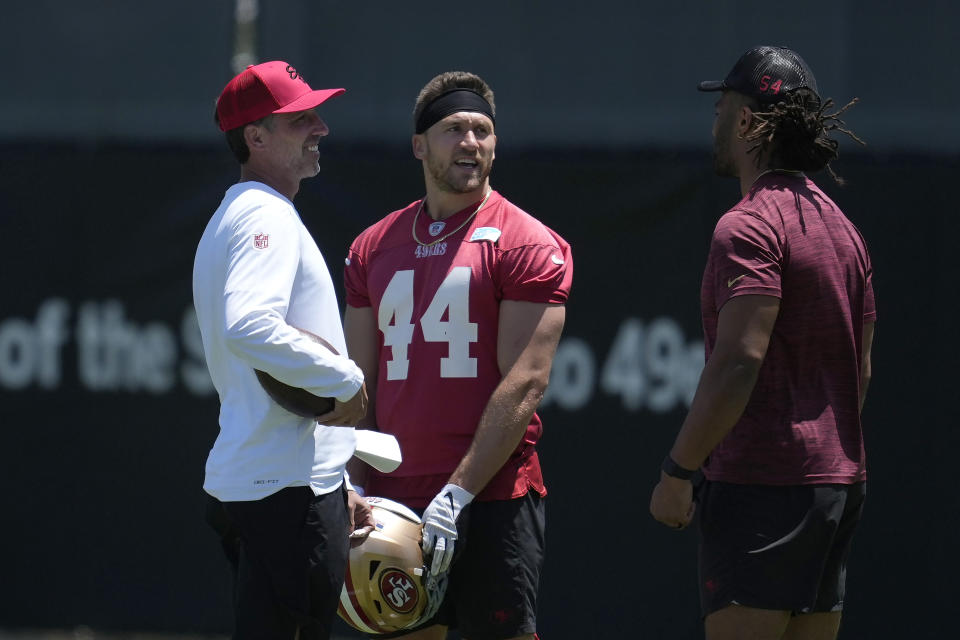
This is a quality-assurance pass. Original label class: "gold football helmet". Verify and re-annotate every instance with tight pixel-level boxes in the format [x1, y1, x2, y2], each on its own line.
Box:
[337, 497, 445, 634]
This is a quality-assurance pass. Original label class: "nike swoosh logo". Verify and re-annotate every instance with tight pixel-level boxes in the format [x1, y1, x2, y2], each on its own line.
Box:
[747, 510, 815, 554]
[551, 255, 565, 265]
[727, 275, 746, 288]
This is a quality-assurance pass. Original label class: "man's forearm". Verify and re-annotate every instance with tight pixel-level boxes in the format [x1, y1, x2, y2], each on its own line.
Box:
[858, 374, 870, 413]
[343, 304, 381, 429]
[448, 301, 563, 496]
[669, 353, 761, 470]
[858, 322, 874, 413]
[448, 374, 544, 495]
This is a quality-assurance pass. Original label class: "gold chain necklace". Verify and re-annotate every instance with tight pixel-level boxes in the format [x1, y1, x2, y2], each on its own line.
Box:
[412, 190, 493, 247]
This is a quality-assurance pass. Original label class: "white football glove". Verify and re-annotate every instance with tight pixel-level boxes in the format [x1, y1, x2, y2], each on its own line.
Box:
[421, 483, 474, 575]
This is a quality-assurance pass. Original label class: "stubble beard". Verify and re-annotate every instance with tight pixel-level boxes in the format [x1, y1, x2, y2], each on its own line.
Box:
[284, 148, 321, 184]
[303, 146, 322, 179]
[712, 108, 740, 178]
[427, 153, 492, 194]
[713, 149, 736, 178]
[712, 128, 738, 178]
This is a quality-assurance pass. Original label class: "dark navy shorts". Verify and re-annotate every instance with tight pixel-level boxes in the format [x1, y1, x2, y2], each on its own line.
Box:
[698, 481, 866, 617]
[221, 486, 351, 640]
[385, 490, 545, 640]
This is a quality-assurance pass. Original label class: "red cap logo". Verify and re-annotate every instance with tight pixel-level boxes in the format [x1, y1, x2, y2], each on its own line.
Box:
[215, 60, 344, 131]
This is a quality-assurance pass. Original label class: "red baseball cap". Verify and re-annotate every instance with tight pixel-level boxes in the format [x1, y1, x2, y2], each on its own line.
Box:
[215, 61, 345, 131]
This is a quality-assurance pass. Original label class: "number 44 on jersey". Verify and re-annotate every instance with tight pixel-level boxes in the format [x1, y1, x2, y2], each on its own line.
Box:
[378, 267, 478, 380]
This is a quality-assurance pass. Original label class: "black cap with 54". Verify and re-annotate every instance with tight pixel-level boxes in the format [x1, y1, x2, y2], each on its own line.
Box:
[698, 45, 819, 103]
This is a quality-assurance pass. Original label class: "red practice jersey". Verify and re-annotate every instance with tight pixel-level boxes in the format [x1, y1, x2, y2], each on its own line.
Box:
[345, 190, 572, 508]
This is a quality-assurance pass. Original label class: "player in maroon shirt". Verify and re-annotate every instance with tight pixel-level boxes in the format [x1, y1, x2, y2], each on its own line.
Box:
[344, 71, 571, 640]
[649, 47, 875, 640]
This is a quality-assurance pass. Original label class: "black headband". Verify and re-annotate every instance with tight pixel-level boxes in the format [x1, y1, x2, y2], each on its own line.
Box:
[415, 88, 495, 134]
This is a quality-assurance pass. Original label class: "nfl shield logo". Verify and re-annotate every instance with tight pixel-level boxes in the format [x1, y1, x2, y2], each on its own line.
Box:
[253, 233, 269, 250]
[428, 221, 446, 237]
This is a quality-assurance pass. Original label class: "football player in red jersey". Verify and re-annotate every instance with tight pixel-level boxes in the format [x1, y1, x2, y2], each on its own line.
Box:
[344, 71, 572, 640]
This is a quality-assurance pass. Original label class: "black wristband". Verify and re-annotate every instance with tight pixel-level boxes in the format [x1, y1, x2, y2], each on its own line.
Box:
[661, 455, 697, 480]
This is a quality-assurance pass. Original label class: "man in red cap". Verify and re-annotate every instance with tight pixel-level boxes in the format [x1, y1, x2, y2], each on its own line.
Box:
[193, 60, 373, 639]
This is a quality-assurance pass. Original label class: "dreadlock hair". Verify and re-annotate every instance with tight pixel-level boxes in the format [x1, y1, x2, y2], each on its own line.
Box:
[745, 88, 865, 185]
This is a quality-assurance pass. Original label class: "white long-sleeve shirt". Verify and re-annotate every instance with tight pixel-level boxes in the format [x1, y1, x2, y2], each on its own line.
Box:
[193, 181, 363, 501]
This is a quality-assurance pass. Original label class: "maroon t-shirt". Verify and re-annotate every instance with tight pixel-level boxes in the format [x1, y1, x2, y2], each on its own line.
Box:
[701, 172, 876, 485]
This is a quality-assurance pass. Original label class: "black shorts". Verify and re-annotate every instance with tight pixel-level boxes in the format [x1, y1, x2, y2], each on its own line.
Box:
[385, 490, 545, 640]
[222, 486, 351, 640]
[698, 481, 866, 617]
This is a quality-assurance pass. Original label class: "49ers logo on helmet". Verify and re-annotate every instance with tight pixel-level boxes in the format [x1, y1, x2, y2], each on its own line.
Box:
[380, 570, 419, 613]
